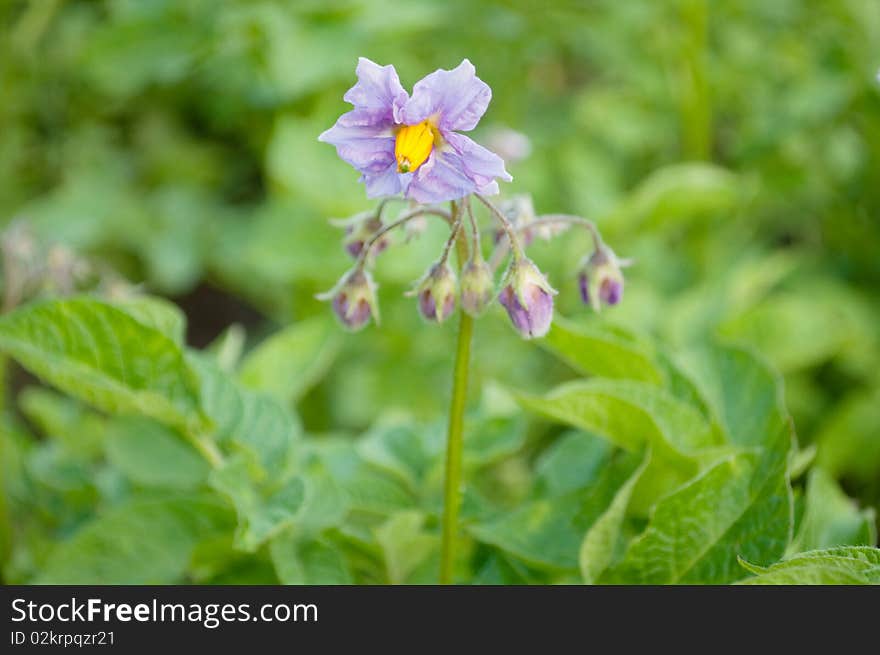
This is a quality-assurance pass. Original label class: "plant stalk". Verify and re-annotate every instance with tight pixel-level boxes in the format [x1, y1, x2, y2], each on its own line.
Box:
[440, 204, 474, 584]
[439, 307, 473, 584]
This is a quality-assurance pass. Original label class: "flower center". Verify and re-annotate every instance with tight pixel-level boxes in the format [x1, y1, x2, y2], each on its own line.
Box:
[395, 121, 435, 173]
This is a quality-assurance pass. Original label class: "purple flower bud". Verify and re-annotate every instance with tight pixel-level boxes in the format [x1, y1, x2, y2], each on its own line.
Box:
[495, 226, 534, 248]
[419, 288, 455, 322]
[599, 277, 623, 305]
[332, 212, 388, 260]
[344, 234, 365, 258]
[333, 290, 372, 329]
[578, 271, 590, 305]
[499, 257, 557, 339]
[408, 262, 457, 323]
[317, 268, 379, 331]
[460, 258, 495, 317]
[578, 243, 628, 312]
[344, 223, 388, 259]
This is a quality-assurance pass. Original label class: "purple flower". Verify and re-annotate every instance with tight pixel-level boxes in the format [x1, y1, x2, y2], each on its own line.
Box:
[579, 244, 628, 312]
[498, 258, 556, 339]
[460, 257, 495, 317]
[317, 269, 379, 331]
[600, 277, 623, 305]
[578, 271, 590, 305]
[319, 58, 512, 203]
[331, 211, 388, 260]
[408, 262, 457, 323]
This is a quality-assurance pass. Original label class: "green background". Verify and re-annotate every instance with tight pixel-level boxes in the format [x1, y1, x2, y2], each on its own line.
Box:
[1, 0, 878, 584]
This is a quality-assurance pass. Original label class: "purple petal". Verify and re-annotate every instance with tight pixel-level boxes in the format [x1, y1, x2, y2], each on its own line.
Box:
[362, 164, 407, 198]
[475, 180, 500, 196]
[343, 57, 408, 117]
[401, 59, 491, 132]
[499, 283, 553, 339]
[319, 108, 396, 174]
[405, 134, 510, 203]
[600, 277, 623, 305]
[418, 289, 436, 321]
[578, 272, 590, 305]
[445, 132, 512, 186]
[405, 147, 477, 203]
[418, 289, 455, 323]
[333, 293, 371, 331]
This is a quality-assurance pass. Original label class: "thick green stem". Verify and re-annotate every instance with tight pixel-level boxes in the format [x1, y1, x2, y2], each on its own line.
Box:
[439, 306, 473, 584]
[439, 206, 474, 584]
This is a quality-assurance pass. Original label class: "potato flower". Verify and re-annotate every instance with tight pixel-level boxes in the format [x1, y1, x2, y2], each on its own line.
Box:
[319, 58, 511, 203]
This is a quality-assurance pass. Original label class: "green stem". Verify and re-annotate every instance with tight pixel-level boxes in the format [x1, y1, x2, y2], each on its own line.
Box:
[189, 432, 225, 469]
[439, 204, 474, 584]
[439, 306, 473, 584]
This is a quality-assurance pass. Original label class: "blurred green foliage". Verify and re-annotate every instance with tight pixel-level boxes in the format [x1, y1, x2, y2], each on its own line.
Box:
[0, 0, 878, 583]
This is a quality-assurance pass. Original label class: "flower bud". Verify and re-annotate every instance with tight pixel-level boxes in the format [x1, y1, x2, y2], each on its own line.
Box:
[498, 257, 557, 339]
[407, 262, 457, 323]
[460, 257, 495, 317]
[317, 268, 379, 331]
[331, 211, 388, 259]
[579, 244, 627, 312]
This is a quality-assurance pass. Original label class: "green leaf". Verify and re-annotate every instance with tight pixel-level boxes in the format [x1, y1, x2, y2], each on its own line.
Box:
[18, 387, 106, 457]
[789, 444, 817, 480]
[292, 469, 349, 538]
[609, 162, 740, 230]
[357, 419, 435, 491]
[464, 415, 527, 469]
[112, 295, 187, 346]
[206, 324, 246, 374]
[718, 285, 873, 374]
[469, 455, 640, 571]
[816, 388, 880, 487]
[34, 496, 232, 584]
[191, 353, 298, 477]
[604, 450, 792, 584]
[788, 468, 876, 554]
[104, 417, 209, 490]
[516, 379, 714, 467]
[542, 318, 664, 384]
[580, 450, 651, 583]
[373, 511, 437, 584]
[535, 430, 613, 497]
[269, 534, 353, 585]
[239, 316, 340, 403]
[738, 547, 880, 585]
[342, 467, 417, 515]
[209, 456, 306, 552]
[0, 298, 204, 434]
[306, 437, 416, 515]
[675, 343, 788, 449]
[472, 553, 536, 585]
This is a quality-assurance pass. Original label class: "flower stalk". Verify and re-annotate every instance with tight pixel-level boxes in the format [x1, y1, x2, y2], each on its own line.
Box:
[440, 208, 473, 584]
[317, 58, 632, 582]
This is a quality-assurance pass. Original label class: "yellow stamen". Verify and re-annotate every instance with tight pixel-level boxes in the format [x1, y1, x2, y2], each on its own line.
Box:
[395, 121, 435, 173]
